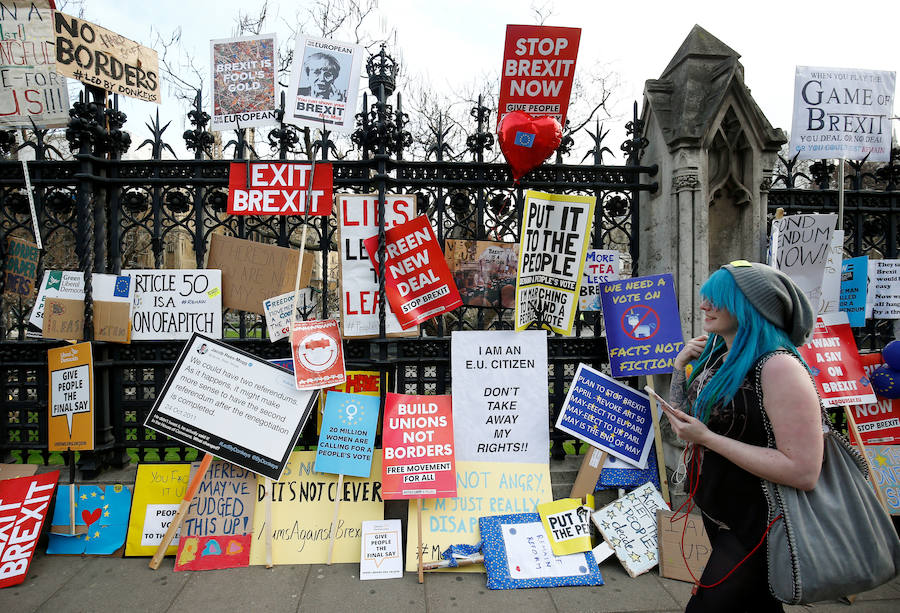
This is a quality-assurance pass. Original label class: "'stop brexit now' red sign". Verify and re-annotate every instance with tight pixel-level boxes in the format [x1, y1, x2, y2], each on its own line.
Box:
[227, 162, 333, 215]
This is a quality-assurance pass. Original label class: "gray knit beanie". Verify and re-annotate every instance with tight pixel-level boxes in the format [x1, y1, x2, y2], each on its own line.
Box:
[721, 260, 814, 346]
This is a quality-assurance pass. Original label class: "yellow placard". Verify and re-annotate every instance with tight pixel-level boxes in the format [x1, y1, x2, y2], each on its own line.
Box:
[538, 498, 592, 556]
[406, 460, 553, 572]
[47, 342, 94, 451]
[124, 464, 190, 556]
[250, 450, 384, 565]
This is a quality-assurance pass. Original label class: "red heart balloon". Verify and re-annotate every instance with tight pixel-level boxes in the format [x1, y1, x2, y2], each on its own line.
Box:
[498, 111, 562, 183]
[82, 508, 102, 526]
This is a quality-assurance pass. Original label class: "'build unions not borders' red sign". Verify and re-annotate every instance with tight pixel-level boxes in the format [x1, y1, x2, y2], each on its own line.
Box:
[227, 162, 333, 215]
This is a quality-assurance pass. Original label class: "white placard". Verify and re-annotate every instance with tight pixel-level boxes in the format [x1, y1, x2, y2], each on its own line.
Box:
[867, 259, 900, 319]
[125, 269, 222, 340]
[29, 271, 133, 329]
[771, 213, 837, 310]
[450, 330, 549, 464]
[819, 230, 844, 315]
[360, 519, 403, 580]
[287, 35, 363, 133]
[263, 289, 317, 342]
[502, 521, 588, 579]
[140, 503, 181, 548]
[579, 249, 620, 311]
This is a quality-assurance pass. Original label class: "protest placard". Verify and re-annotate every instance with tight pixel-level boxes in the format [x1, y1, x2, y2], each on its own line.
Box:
[444, 239, 518, 308]
[287, 35, 362, 133]
[53, 12, 159, 103]
[262, 288, 317, 342]
[144, 335, 316, 480]
[450, 330, 549, 464]
[48, 342, 93, 452]
[853, 353, 900, 444]
[125, 269, 221, 340]
[0, 1, 69, 129]
[790, 67, 896, 162]
[226, 162, 333, 215]
[865, 446, 900, 514]
[315, 392, 379, 478]
[0, 464, 38, 480]
[250, 450, 384, 565]
[0, 471, 58, 588]
[556, 364, 655, 468]
[30, 271, 133, 337]
[125, 464, 189, 556]
[798, 312, 877, 407]
[579, 249, 620, 311]
[360, 519, 403, 580]
[867, 259, 900, 319]
[47, 484, 131, 555]
[3, 237, 40, 297]
[338, 194, 416, 337]
[407, 460, 552, 572]
[318, 370, 384, 434]
[657, 509, 711, 583]
[364, 215, 462, 329]
[770, 213, 837, 309]
[841, 255, 868, 327]
[599, 273, 683, 378]
[210, 34, 277, 131]
[382, 393, 456, 500]
[497, 25, 581, 128]
[206, 233, 311, 315]
[592, 482, 668, 577]
[819, 230, 844, 315]
[537, 498, 592, 556]
[515, 190, 595, 335]
[290, 319, 345, 390]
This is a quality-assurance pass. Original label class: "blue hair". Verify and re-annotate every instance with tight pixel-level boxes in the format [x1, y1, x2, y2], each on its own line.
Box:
[688, 268, 808, 423]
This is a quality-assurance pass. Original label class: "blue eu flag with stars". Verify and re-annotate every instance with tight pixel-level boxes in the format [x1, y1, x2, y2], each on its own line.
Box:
[514, 131, 535, 148]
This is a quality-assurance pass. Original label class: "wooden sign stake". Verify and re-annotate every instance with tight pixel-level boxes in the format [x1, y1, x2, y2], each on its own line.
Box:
[417, 498, 424, 583]
[325, 474, 344, 565]
[646, 374, 670, 504]
[68, 449, 76, 536]
[264, 478, 274, 568]
[148, 452, 214, 570]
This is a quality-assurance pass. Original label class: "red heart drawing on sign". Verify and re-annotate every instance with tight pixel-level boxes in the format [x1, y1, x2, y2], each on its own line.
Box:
[82, 508, 102, 527]
[498, 111, 562, 183]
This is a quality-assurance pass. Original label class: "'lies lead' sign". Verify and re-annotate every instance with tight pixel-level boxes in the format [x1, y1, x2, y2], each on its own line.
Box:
[227, 162, 333, 215]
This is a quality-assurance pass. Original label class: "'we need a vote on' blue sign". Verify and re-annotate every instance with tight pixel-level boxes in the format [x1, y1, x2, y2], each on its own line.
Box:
[555, 364, 654, 468]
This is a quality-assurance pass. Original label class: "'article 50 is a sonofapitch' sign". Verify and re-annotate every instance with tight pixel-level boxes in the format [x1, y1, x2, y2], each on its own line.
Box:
[227, 162, 333, 215]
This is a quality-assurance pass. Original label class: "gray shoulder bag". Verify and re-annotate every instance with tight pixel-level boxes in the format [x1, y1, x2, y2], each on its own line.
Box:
[757, 352, 900, 605]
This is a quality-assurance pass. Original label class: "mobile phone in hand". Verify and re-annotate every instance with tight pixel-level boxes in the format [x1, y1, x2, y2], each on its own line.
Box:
[643, 385, 679, 416]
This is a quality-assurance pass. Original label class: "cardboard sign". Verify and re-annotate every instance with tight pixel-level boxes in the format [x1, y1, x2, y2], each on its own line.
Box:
[798, 312, 877, 407]
[538, 498, 592, 556]
[364, 215, 462, 329]
[771, 213, 837, 310]
[47, 484, 131, 555]
[789, 66, 896, 162]
[206, 234, 311, 315]
[515, 190, 595, 335]
[338, 194, 417, 337]
[124, 464, 189, 556]
[287, 35, 363, 133]
[867, 259, 900, 319]
[579, 249, 620, 311]
[47, 342, 94, 451]
[450, 330, 549, 464]
[656, 509, 711, 583]
[382, 393, 456, 500]
[53, 12, 160, 103]
[865, 446, 900, 514]
[497, 24, 581, 128]
[0, 1, 69, 129]
[599, 273, 684, 378]
[290, 319, 345, 389]
[445, 239, 519, 308]
[227, 162, 333, 215]
[262, 289, 317, 342]
[360, 519, 403, 580]
[125, 269, 221, 340]
[30, 271, 133, 340]
[0, 464, 38, 480]
[210, 34, 278, 131]
[144, 335, 316, 480]
[853, 353, 900, 444]
[0, 471, 58, 588]
[591, 482, 668, 578]
[3, 237, 40, 297]
[407, 460, 552, 572]
[315, 392, 379, 478]
[556, 364, 655, 468]
[250, 450, 384, 565]
[841, 255, 868, 327]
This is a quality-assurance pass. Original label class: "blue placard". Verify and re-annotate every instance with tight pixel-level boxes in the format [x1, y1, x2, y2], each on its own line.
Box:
[599, 273, 684, 377]
[555, 364, 655, 468]
[840, 256, 868, 327]
[314, 391, 379, 478]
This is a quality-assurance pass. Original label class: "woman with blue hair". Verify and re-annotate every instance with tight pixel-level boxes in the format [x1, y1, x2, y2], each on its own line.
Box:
[666, 261, 821, 612]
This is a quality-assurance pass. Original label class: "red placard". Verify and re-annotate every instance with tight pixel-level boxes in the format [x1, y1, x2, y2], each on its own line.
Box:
[497, 24, 581, 130]
[381, 393, 456, 500]
[797, 313, 878, 408]
[363, 215, 462, 329]
[174, 534, 252, 571]
[227, 162, 333, 215]
[852, 353, 900, 444]
[0, 471, 59, 588]
[290, 319, 346, 390]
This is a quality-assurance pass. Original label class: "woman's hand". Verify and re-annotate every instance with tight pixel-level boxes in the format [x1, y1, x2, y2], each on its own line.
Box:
[663, 405, 712, 446]
[673, 335, 708, 370]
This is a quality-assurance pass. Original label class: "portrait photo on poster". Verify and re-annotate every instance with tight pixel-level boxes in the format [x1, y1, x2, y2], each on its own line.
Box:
[288, 36, 362, 133]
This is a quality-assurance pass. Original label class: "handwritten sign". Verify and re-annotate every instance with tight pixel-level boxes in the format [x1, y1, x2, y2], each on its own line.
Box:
[771, 213, 837, 311]
[656, 510, 711, 583]
[0, 471, 58, 588]
[227, 162, 333, 215]
[3, 237, 40, 297]
[867, 259, 900, 319]
[450, 330, 548, 464]
[853, 353, 900, 444]
[865, 446, 900, 514]
[48, 342, 94, 452]
[30, 271, 133, 338]
[360, 519, 403, 580]
[124, 464, 189, 556]
[125, 269, 221, 340]
[516, 190, 595, 335]
[315, 392, 379, 478]
[54, 12, 160, 102]
[819, 230, 844, 315]
[262, 289, 316, 342]
[579, 249, 620, 311]
[210, 34, 277, 131]
[591, 482, 668, 577]
[538, 498, 592, 556]
[841, 255, 868, 327]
